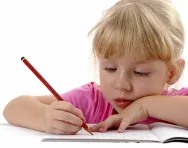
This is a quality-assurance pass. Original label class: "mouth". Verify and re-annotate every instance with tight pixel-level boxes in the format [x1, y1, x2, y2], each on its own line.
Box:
[113, 98, 133, 109]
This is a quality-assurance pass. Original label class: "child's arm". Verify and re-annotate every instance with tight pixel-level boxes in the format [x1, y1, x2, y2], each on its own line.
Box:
[3, 95, 56, 131]
[143, 95, 188, 128]
[91, 96, 188, 133]
[3, 95, 85, 134]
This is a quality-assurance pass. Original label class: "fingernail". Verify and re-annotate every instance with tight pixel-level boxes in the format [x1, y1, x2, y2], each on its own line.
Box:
[118, 128, 123, 133]
[82, 116, 86, 122]
[99, 128, 104, 132]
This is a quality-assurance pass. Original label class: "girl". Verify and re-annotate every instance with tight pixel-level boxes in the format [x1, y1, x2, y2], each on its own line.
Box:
[3, 0, 188, 135]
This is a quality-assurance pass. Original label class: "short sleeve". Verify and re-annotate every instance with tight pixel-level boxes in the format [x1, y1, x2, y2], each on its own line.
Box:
[59, 82, 110, 123]
[164, 87, 188, 96]
[176, 87, 188, 96]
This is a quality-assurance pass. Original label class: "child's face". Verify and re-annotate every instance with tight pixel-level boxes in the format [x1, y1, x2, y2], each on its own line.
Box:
[99, 54, 170, 113]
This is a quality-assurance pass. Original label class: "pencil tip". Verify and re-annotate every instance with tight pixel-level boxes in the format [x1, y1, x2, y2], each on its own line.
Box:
[21, 57, 25, 61]
[87, 128, 93, 135]
[82, 123, 93, 135]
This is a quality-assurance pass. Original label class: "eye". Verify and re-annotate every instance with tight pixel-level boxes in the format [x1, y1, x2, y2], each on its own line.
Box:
[104, 67, 117, 72]
[134, 71, 150, 76]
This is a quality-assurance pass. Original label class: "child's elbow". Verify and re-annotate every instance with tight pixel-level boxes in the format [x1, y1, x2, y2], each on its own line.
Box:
[3, 96, 23, 123]
[3, 101, 14, 123]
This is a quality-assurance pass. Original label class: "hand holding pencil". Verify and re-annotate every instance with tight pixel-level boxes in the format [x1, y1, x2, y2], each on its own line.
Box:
[43, 100, 87, 135]
[21, 57, 93, 135]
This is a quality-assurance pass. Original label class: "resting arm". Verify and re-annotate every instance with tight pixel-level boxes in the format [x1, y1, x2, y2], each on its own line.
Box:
[142, 95, 188, 128]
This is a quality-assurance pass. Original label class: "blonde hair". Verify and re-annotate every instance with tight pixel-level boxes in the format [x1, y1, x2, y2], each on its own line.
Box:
[88, 0, 185, 65]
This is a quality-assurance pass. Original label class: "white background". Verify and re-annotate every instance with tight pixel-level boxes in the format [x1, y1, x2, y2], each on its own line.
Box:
[0, 0, 187, 123]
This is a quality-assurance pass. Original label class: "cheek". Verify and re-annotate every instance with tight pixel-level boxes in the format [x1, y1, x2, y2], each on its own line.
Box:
[99, 71, 114, 98]
[99, 70, 115, 85]
[134, 76, 166, 96]
[100, 77, 112, 93]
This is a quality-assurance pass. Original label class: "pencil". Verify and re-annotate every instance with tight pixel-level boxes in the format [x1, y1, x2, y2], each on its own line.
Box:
[21, 56, 93, 135]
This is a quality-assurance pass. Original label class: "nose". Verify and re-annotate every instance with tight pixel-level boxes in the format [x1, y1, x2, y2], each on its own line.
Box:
[114, 72, 132, 92]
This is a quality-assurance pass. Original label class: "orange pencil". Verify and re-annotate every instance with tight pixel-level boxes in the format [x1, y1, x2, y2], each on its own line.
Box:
[21, 56, 93, 135]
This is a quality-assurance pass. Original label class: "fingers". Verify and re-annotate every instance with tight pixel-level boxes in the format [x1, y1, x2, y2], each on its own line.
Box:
[91, 115, 121, 132]
[90, 115, 134, 133]
[91, 101, 146, 133]
[52, 129, 77, 135]
[51, 101, 86, 121]
[118, 119, 130, 133]
[52, 120, 81, 133]
[52, 109, 83, 126]
[90, 122, 103, 132]
[48, 128, 77, 135]
[44, 101, 86, 135]
[74, 108, 86, 122]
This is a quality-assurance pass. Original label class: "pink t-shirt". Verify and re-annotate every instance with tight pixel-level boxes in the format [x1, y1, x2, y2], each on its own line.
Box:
[60, 82, 188, 124]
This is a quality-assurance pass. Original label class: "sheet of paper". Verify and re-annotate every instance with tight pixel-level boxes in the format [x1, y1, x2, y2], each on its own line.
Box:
[0, 123, 161, 143]
[42, 124, 160, 142]
[149, 122, 188, 142]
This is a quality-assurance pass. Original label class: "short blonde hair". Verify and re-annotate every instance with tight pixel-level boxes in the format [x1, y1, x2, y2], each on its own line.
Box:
[88, 0, 185, 64]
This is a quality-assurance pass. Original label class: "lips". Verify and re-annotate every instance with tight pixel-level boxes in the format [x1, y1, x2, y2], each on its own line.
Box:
[113, 98, 133, 109]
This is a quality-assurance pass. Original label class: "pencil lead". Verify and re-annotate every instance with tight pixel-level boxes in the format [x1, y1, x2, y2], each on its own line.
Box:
[87, 127, 93, 135]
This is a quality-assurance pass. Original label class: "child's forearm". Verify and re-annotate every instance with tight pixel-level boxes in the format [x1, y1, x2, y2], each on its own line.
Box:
[142, 96, 188, 128]
[3, 95, 48, 132]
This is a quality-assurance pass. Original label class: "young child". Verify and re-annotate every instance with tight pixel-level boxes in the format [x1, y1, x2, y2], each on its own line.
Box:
[3, 0, 188, 135]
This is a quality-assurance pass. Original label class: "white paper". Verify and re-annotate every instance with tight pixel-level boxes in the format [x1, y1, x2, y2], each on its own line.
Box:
[42, 124, 159, 142]
[149, 122, 188, 142]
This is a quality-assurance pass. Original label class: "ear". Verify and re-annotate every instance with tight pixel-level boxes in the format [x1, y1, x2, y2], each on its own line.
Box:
[166, 59, 185, 85]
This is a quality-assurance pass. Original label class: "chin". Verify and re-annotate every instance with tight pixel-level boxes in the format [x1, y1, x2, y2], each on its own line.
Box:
[111, 100, 133, 113]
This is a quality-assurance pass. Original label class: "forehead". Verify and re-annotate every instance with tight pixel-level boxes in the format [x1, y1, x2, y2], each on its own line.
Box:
[100, 52, 150, 63]
[100, 54, 167, 67]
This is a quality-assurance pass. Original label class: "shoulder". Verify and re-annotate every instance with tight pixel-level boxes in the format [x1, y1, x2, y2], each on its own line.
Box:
[60, 82, 102, 105]
[163, 87, 188, 96]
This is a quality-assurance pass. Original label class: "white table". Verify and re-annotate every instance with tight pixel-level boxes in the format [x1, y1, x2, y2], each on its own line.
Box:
[0, 122, 48, 142]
